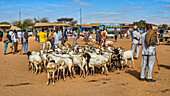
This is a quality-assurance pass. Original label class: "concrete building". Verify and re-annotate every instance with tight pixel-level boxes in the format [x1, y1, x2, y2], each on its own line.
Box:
[78, 23, 100, 33]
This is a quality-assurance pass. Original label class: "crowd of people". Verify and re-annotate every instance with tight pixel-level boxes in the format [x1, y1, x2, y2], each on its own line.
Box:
[34, 28, 82, 50]
[1, 29, 29, 55]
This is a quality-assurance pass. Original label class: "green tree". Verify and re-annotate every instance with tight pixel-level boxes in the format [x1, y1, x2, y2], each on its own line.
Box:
[57, 18, 77, 26]
[16, 19, 33, 28]
[33, 17, 40, 23]
[33, 17, 49, 23]
[23, 19, 34, 26]
[40, 17, 49, 23]
[162, 24, 168, 30]
[133, 20, 147, 28]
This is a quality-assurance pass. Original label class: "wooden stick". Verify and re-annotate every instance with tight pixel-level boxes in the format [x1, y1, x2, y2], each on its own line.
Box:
[155, 29, 160, 70]
[155, 46, 160, 70]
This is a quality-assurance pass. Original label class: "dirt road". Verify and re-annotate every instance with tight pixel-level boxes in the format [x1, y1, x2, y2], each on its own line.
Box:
[0, 35, 170, 96]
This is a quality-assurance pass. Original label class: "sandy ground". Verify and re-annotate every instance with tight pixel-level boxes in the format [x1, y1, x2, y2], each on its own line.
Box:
[0, 35, 170, 96]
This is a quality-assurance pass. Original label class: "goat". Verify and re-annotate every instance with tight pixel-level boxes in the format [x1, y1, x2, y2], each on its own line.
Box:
[46, 60, 57, 86]
[119, 49, 135, 70]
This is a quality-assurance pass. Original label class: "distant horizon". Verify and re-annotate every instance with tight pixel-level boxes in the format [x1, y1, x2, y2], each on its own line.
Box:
[0, 0, 170, 25]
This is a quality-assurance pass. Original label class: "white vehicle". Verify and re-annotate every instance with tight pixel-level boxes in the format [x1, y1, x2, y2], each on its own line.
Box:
[28, 31, 33, 36]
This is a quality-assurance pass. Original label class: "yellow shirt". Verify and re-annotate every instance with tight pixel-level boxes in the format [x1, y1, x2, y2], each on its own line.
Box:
[83, 31, 85, 36]
[37, 32, 47, 43]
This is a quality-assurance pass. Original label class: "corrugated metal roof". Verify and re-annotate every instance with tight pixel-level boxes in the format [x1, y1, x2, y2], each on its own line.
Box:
[34, 23, 71, 27]
[0, 24, 11, 27]
[10, 26, 21, 30]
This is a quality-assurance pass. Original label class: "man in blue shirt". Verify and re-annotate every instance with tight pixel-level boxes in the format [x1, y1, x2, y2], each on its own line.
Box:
[85, 29, 90, 45]
[22, 29, 29, 55]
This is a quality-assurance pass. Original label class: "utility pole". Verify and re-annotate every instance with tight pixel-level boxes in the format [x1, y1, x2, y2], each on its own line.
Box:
[19, 11, 21, 23]
[80, 8, 82, 26]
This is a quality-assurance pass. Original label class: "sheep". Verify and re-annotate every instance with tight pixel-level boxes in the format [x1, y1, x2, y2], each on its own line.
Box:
[56, 60, 66, 81]
[99, 46, 104, 52]
[78, 47, 83, 53]
[119, 49, 135, 70]
[41, 54, 48, 73]
[46, 60, 57, 86]
[55, 48, 62, 54]
[83, 53, 108, 76]
[87, 56, 108, 75]
[105, 41, 114, 47]
[91, 39, 96, 44]
[89, 36, 92, 40]
[57, 56, 75, 81]
[71, 54, 86, 77]
[28, 51, 38, 73]
[124, 33, 127, 38]
[102, 52, 113, 72]
[81, 36, 84, 40]
[107, 47, 113, 53]
[45, 41, 51, 50]
[29, 53, 42, 74]
[106, 34, 115, 38]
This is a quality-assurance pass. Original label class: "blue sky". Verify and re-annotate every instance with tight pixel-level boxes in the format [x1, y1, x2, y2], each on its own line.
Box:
[0, 0, 170, 25]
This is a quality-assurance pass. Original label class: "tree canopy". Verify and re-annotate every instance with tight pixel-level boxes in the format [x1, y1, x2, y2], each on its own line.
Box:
[133, 20, 147, 28]
[33, 17, 49, 23]
[0, 22, 10, 25]
[162, 24, 168, 30]
[57, 18, 77, 26]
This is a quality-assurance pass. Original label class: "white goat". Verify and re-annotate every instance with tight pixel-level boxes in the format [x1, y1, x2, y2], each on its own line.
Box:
[46, 60, 57, 86]
[91, 39, 96, 44]
[71, 55, 86, 77]
[105, 41, 114, 47]
[29, 53, 42, 74]
[119, 49, 135, 70]
[45, 41, 51, 50]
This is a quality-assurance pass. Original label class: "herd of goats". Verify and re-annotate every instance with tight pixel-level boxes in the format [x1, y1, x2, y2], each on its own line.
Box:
[27, 41, 135, 86]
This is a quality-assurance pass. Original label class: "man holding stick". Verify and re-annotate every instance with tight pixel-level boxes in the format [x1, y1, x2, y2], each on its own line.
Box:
[139, 24, 159, 82]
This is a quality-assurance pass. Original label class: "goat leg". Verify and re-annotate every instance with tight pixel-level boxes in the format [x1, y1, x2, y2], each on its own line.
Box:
[63, 68, 66, 81]
[46, 72, 50, 86]
[72, 66, 76, 78]
[92, 67, 95, 76]
[39, 65, 42, 74]
[28, 62, 31, 71]
[85, 65, 89, 76]
[52, 71, 55, 86]
[104, 64, 108, 76]
[79, 69, 82, 77]
[101, 67, 104, 75]
[121, 61, 124, 71]
[69, 67, 72, 79]
[57, 69, 59, 81]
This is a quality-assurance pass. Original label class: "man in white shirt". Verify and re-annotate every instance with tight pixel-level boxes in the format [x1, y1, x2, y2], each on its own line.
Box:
[53, 28, 61, 48]
[139, 24, 159, 82]
[17, 30, 22, 44]
[10, 31, 14, 50]
[131, 26, 141, 59]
